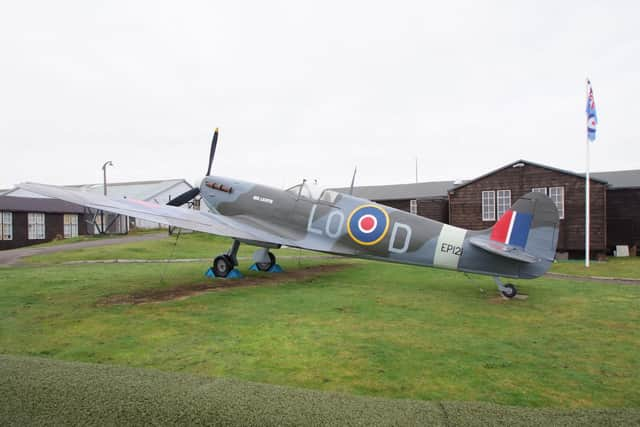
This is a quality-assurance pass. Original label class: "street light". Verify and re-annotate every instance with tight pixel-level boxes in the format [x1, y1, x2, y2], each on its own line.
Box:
[100, 161, 114, 233]
[102, 161, 114, 196]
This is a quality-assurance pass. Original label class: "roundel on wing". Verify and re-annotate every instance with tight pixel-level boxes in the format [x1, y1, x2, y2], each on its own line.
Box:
[346, 205, 390, 246]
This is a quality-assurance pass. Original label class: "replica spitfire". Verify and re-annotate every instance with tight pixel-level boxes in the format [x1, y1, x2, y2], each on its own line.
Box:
[19, 129, 560, 298]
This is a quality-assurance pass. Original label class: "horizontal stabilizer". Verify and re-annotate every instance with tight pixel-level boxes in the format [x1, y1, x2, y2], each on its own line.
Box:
[469, 237, 544, 264]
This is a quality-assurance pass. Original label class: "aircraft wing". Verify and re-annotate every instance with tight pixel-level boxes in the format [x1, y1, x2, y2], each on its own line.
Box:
[17, 182, 286, 244]
[469, 236, 541, 264]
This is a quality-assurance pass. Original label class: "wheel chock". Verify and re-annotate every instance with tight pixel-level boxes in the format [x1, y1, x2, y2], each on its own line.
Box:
[205, 267, 244, 279]
[249, 263, 284, 273]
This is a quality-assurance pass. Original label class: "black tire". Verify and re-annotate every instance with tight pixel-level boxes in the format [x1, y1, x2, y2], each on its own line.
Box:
[212, 255, 234, 277]
[256, 252, 276, 272]
[501, 284, 517, 299]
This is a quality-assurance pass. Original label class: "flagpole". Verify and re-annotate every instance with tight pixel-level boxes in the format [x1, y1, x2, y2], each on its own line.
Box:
[585, 132, 590, 268]
[585, 78, 590, 268]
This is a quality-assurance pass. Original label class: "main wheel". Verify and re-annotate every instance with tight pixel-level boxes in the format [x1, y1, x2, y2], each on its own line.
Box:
[212, 255, 234, 277]
[501, 284, 517, 299]
[255, 252, 276, 272]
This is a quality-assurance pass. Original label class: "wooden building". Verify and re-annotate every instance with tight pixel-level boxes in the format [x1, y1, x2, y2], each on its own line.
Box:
[343, 160, 640, 258]
[591, 169, 640, 250]
[448, 160, 608, 255]
[0, 196, 90, 250]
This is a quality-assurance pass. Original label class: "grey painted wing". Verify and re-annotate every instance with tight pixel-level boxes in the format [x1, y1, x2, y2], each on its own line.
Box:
[17, 182, 286, 244]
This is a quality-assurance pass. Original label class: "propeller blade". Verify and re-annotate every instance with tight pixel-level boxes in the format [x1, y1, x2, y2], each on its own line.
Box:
[166, 187, 201, 207]
[206, 128, 219, 176]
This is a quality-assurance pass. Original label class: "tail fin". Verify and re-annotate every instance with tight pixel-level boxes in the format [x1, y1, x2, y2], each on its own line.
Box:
[470, 192, 560, 266]
[490, 192, 560, 261]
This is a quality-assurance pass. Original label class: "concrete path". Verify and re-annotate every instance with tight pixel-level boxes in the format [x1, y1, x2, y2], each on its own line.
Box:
[0, 233, 168, 266]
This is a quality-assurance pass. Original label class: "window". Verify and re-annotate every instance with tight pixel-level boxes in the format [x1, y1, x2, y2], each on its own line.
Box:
[549, 186, 565, 219]
[409, 199, 417, 215]
[532, 187, 547, 195]
[482, 191, 495, 221]
[1, 211, 12, 240]
[64, 214, 79, 238]
[28, 213, 45, 240]
[496, 190, 511, 218]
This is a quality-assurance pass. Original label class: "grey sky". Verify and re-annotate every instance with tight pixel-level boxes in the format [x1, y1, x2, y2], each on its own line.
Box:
[1, 1, 638, 190]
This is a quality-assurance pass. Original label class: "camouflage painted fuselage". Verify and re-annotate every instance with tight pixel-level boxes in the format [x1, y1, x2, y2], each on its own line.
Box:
[202, 176, 559, 279]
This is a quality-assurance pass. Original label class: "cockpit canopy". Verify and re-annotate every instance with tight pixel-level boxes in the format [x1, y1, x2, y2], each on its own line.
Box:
[285, 181, 340, 203]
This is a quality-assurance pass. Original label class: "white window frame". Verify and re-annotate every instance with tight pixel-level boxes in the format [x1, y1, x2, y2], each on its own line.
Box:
[496, 190, 511, 218]
[532, 187, 547, 195]
[549, 186, 565, 219]
[1, 211, 12, 241]
[28, 212, 46, 240]
[409, 199, 418, 215]
[64, 214, 79, 238]
[482, 191, 495, 221]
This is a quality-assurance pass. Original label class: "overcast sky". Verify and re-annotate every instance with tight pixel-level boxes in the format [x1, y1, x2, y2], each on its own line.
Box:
[1, 1, 638, 190]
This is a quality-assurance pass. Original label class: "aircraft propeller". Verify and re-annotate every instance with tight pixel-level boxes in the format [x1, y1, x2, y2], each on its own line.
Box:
[166, 128, 219, 207]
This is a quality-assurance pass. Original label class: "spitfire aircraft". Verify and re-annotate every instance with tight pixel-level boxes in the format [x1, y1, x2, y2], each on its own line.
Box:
[19, 129, 559, 298]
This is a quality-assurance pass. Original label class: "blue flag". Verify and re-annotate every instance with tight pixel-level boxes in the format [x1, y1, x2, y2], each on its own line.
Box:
[586, 80, 597, 141]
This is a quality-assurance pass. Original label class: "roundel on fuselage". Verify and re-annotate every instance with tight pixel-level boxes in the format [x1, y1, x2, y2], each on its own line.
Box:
[346, 205, 390, 246]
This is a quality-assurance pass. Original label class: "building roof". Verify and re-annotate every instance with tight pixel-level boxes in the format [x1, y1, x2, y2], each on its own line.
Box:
[0, 196, 86, 214]
[333, 161, 640, 201]
[333, 180, 457, 201]
[449, 159, 609, 192]
[66, 178, 192, 201]
[4, 178, 193, 201]
[591, 170, 640, 189]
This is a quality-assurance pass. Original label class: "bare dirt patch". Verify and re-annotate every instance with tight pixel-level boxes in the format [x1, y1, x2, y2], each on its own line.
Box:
[487, 293, 529, 304]
[97, 263, 352, 306]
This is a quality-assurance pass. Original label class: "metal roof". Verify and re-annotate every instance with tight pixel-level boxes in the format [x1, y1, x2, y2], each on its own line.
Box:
[590, 170, 640, 189]
[333, 180, 457, 201]
[66, 179, 192, 201]
[4, 179, 193, 201]
[0, 196, 86, 213]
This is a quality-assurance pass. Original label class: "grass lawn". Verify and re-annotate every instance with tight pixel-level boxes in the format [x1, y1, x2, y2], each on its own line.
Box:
[551, 257, 640, 279]
[1, 256, 638, 409]
[25, 228, 169, 248]
[24, 232, 306, 264]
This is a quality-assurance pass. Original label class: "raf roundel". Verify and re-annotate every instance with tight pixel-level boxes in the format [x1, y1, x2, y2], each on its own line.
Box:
[347, 205, 390, 246]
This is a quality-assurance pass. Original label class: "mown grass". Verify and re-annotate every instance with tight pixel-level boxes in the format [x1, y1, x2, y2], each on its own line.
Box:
[23, 232, 305, 264]
[1, 257, 638, 409]
[3, 354, 639, 426]
[551, 257, 640, 279]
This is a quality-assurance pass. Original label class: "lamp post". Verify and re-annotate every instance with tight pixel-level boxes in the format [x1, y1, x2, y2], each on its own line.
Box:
[100, 161, 114, 233]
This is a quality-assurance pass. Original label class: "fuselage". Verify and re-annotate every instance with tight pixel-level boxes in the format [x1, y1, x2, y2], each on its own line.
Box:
[200, 175, 551, 279]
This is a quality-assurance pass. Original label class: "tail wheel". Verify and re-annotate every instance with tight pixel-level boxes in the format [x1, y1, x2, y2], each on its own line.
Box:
[256, 252, 276, 272]
[501, 284, 517, 299]
[213, 255, 234, 277]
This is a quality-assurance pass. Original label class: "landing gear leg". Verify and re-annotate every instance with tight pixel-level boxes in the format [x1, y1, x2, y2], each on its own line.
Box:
[211, 239, 241, 278]
[494, 277, 517, 299]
